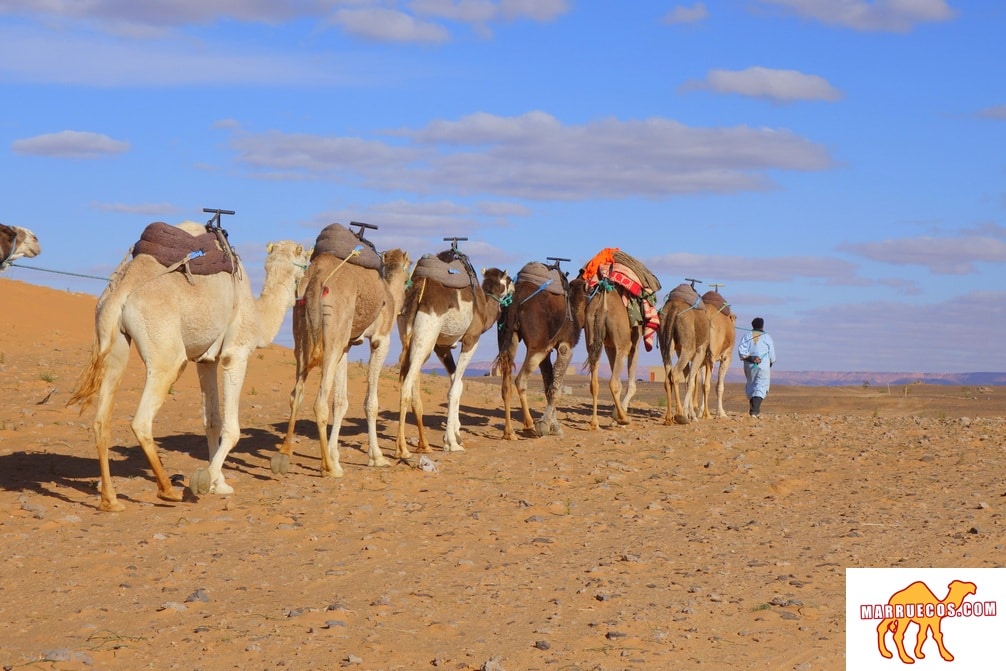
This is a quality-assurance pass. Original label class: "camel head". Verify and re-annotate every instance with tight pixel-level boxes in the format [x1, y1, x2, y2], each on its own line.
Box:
[382, 248, 412, 278]
[0, 224, 41, 267]
[481, 267, 513, 304]
[945, 580, 977, 606]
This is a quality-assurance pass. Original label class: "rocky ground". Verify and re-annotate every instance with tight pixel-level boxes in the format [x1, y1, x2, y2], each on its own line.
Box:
[2, 278, 1004, 671]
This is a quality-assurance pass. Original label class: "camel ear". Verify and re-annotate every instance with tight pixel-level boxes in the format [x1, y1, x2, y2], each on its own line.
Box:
[267, 242, 275, 253]
[296, 244, 304, 255]
[481, 267, 486, 275]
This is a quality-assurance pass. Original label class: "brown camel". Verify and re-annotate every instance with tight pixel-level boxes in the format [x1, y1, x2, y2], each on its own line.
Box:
[877, 579, 977, 664]
[580, 250, 660, 430]
[697, 289, 736, 418]
[68, 221, 309, 511]
[397, 244, 512, 455]
[657, 283, 710, 425]
[496, 258, 587, 439]
[0, 224, 41, 269]
[275, 237, 411, 478]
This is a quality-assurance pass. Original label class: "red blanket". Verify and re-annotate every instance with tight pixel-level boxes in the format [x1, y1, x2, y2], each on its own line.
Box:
[584, 255, 660, 351]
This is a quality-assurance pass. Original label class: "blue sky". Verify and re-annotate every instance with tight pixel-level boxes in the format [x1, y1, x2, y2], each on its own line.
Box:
[2, 0, 1003, 374]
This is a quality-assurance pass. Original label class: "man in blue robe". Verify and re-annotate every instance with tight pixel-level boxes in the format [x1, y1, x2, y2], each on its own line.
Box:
[737, 317, 776, 417]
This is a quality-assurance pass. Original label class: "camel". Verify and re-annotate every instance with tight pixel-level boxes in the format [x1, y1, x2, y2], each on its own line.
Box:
[580, 249, 661, 430]
[397, 243, 512, 455]
[0, 224, 41, 269]
[877, 579, 977, 664]
[697, 289, 736, 419]
[496, 258, 587, 439]
[657, 282, 710, 425]
[274, 238, 411, 478]
[68, 221, 309, 511]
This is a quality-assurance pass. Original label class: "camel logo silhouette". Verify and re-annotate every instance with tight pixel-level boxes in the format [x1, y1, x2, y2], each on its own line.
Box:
[875, 580, 977, 664]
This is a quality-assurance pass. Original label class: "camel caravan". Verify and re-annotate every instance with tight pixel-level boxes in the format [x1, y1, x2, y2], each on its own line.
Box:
[59, 214, 740, 511]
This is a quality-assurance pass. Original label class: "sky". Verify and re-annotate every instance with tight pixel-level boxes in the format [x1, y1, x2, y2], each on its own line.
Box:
[1, 0, 1004, 374]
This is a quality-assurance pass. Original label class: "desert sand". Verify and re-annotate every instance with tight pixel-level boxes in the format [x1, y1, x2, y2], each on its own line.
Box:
[1, 277, 1004, 671]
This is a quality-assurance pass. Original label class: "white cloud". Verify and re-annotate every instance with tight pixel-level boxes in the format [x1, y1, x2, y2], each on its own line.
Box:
[663, 2, 709, 25]
[226, 111, 835, 200]
[687, 66, 842, 102]
[330, 8, 450, 44]
[840, 233, 1006, 274]
[11, 130, 129, 158]
[978, 104, 1006, 120]
[758, 0, 957, 32]
[91, 202, 181, 216]
[0, 26, 350, 86]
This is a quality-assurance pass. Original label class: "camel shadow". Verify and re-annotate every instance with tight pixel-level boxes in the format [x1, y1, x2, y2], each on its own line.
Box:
[0, 426, 307, 507]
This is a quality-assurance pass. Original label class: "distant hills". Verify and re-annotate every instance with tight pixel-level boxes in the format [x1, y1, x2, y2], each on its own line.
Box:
[423, 361, 1006, 387]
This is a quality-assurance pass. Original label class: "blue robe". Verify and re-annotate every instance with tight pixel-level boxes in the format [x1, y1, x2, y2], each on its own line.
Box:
[737, 331, 776, 399]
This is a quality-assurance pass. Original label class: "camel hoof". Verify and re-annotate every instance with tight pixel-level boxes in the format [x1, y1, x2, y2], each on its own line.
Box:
[270, 453, 291, 476]
[322, 466, 345, 478]
[443, 444, 466, 453]
[673, 414, 690, 425]
[190, 468, 212, 496]
[100, 499, 126, 513]
[534, 420, 550, 438]
[549, 422, 564, 437]
[157, 489, 184, 503]
[212, 480, 234, 495]
[369, 455, 392, 468]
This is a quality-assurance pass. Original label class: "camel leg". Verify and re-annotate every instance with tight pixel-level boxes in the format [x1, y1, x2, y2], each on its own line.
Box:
[195, 362, 222, 460]
[715, 358, 730, 418]
[365, 334, 392, 467]
[501, 331, 519, 441]
[397, 328, 436, 457]
[621, 331, 640, 414]
[661, 362, 674, 426]
[546, 342, 573, 435]
[280, 352, 311, 458]
[203, 353, 249, 494]
[671, 351, 690, 424]
[700, 362, 713, 419]
[518, 349, 549, 436]
[91, 333, 132, 512]
[914, 623, 929, 660]
[588, 361, 601, 430]
[891, 619, 914, 664]
[443, 338, 479, 452]
[314, 335, 343, 477]
[130, 357, 186, 504]
[606, 344, 629, 426]
[930, 622, 954, 661]
[322, 352, 349, 478]
[877, 619, 894, 659]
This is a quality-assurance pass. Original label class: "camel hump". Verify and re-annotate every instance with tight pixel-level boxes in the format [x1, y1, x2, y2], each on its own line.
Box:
[311, 223, 384, 272]
[132, 222, 234, 275]
[701, 290, 731, 315]
[411, 249, 477, 289]
[666, 283, 701, 307]
[516, 261, 566, 295]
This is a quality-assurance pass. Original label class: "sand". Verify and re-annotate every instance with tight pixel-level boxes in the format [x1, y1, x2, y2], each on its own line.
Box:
[1, 277, 1004, 671]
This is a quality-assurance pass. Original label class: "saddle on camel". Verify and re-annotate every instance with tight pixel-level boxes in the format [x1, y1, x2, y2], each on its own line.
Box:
[580, 247, 662, 429]
[132, 212, 237, 282]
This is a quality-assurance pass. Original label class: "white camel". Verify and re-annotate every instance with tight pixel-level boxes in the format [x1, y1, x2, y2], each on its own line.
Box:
[69, 222, 309, 511]
[0, 224, 41, 269]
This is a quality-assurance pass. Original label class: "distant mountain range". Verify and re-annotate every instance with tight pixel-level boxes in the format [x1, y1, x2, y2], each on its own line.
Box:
[423, 362, 1006, 387]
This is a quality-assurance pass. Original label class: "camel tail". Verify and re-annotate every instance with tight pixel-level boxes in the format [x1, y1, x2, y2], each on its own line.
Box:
[67, 345, 109, 412]
[397, 281, 422, 380]
[301, 279, 326, 367]
[492, 301, 517, 376]
[586, 292, 607, 369]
